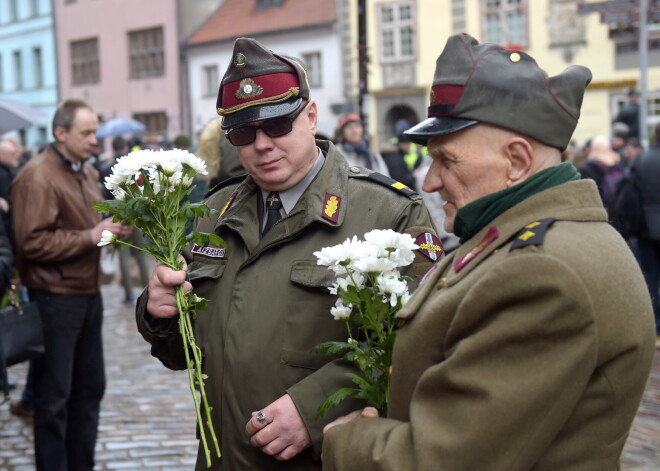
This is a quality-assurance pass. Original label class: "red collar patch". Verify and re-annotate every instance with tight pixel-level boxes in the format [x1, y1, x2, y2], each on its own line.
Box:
[415, 232, 444, 261]
[322, 193, 340, 223]
[454, 226, 499, 273]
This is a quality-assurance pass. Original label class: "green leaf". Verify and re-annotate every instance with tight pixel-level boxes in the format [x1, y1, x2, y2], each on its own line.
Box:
[314, 341, 352, 356]
[316, 387, 357, 418]
[188, 232, 228, 249]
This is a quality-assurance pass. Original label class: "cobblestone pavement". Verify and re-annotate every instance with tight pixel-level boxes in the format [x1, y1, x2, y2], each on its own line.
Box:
[1, 265, 659, 469]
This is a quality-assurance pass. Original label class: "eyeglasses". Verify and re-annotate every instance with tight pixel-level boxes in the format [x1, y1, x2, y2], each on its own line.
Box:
[225, 104, 307, 146]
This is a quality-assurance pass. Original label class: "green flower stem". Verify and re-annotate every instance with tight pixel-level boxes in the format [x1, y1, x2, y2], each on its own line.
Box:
[111, 234, 222, 466]
[175, 284, 221, 467]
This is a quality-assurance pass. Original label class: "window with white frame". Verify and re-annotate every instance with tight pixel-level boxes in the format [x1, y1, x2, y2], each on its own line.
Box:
[202, 65, 219, 97]
[482, 0, 528, 47]
[301, 52, 322, 88]
[377, 1, 416, 63]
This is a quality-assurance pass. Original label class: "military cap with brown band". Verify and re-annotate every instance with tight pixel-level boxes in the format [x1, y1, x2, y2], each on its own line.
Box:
[405, 33, 592, 150]
[216, 37, 310, 130]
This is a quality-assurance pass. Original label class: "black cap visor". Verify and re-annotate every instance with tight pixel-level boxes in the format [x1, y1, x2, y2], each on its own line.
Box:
[404, 116, 478, 146]
[221, 97, 304, 130]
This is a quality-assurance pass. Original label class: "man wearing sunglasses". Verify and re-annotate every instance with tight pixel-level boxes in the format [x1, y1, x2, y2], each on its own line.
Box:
[136, 37, 439, 471]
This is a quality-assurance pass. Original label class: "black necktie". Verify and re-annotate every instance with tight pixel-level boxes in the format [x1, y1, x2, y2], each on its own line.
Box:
[262, 192, 283, 236]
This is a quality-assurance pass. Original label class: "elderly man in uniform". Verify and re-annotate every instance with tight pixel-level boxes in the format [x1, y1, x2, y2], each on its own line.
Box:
[322, 33, 656, 471]
[136, 38, 439, 470]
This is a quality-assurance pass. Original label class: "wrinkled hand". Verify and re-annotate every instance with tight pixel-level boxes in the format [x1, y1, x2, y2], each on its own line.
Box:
[146, 260, 192, 319]
[91, 217, 132, 242]
[246, 394, 312, 461]
[323, 407, 379, 435]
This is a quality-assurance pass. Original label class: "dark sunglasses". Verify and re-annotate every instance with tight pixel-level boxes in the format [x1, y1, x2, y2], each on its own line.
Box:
[225, 104, 307, 146]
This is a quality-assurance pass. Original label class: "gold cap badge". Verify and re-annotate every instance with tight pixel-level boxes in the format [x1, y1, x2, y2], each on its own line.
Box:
[235, 78, 263, 99]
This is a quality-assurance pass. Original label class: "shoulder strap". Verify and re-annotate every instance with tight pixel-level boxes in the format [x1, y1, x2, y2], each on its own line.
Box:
[510, 218, 558, 251]
[204, 173, 248, 199]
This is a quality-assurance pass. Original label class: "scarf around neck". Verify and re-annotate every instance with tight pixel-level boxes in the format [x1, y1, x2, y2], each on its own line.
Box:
[453, 162, 580, 244]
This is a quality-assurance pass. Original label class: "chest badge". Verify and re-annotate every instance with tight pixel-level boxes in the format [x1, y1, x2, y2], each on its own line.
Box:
[415, 232, 444, 261]
[454, 226, 499, 273]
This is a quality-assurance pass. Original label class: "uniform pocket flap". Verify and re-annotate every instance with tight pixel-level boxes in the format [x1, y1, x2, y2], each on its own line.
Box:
[188, 261, 227, 281]
[290, 260, 336, 288]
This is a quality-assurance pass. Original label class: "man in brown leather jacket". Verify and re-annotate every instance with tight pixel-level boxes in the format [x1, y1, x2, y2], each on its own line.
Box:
[11, 99, 131, 471]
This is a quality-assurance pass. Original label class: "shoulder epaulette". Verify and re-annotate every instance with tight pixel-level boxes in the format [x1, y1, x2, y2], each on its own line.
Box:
[354, 170, 417, 197]
[510, 217, 557, 251]
[204, 173, 249, 199]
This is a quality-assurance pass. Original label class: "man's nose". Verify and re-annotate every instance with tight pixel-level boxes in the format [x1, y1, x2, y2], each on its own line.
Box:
[253, 128, 274, 149]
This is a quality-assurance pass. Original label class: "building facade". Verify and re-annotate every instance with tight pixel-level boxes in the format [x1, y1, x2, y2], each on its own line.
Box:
[360, 0, 660, 151]
[0, 0, 58, 150]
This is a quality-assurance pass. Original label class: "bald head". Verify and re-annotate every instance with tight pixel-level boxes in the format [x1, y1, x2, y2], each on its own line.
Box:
[0, 140, 20, 168]
[588, 135, 619, 166]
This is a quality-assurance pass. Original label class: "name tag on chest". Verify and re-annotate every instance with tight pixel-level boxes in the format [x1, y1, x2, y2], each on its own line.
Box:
[192, 244, 226, 258]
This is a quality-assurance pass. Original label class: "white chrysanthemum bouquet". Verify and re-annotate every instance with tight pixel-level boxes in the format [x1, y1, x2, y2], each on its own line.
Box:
[93, 149, 222, 466]
[313, 229, 418, 417]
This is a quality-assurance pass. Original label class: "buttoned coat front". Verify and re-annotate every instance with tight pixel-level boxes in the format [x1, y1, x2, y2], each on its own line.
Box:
[323, 179, 656, 471]
[137, 141, 437, 470]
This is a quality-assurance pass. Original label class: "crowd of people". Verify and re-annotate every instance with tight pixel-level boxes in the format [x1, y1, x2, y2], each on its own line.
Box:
[0, 32, 657, 471]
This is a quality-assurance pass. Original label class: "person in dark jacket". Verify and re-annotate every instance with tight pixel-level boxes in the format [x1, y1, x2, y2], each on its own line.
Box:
[0, 219, 13, 296]
[613, 89, 640, 140]
[635, 121, 660, 338]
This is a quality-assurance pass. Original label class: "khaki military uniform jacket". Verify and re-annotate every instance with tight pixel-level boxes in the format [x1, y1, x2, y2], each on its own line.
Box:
[323, 179, 656, 471]
[137, 141, 437, 470]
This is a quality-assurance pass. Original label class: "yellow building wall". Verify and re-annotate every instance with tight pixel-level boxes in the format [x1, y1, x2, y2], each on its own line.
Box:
[362, 0, 659, 148]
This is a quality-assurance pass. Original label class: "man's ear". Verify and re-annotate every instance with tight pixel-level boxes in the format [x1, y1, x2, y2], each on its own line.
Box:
[306, 101, 318, 136]
[504, 137, 534, 186]
[53, 125, 66, 143]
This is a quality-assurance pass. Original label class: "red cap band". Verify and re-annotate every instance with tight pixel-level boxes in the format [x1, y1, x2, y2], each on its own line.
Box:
[220, 73, 299, 112]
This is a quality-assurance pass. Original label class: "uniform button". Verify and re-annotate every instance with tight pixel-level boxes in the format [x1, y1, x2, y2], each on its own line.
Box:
[350, 166, 360, 173]
[436, 277, 446, 289]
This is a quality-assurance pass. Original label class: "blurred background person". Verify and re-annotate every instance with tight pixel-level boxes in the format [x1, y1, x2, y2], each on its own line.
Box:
[613, 89, 640, 141]
[578, 135, 623, 218]
[635, 122, 660, 342]
[334, 114, 390, 176]
[195, 117, 245, 190]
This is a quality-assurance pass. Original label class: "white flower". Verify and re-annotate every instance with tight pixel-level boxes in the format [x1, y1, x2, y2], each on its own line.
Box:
[328, 272, 366, 295]
[97, 230, 117, 247]
[375, 271, 409, 307]
[314, 236, 367, 275]
[330, 299, 352, 320]
[364, 229, 418, 267]
[104, 149, 207, 196]
[179, 150, 208, 175]
[159, 158, 183, 177]
[353, 255, 397, 274]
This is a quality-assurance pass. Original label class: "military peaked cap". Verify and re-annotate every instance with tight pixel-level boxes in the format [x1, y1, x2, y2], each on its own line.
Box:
[217, 37, 310, 130]
[405, 33, 592, 150]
